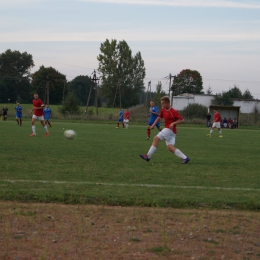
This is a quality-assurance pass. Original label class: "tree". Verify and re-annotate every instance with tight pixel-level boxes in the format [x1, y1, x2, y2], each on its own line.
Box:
[211, 92, 234, 106]
[68, 75, 95, 106]
[171, 69, 203, 95]
[97, 39, 146, 107]
[0, 49, 34, 80]
[206, 86, 213, 95]
[58, 92, 82, 116]
[31, 66, 67, 105]
[153, 81, 166, 108]
[242, 89, 254, 99]
[228, 85, 242, 98]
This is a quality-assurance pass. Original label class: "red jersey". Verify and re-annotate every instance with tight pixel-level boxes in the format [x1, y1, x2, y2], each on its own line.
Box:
[124, 111, 130, 119]
[158, 107, 183, 134]
[32, 98, 44, 117]
[214, 112, 221, 122]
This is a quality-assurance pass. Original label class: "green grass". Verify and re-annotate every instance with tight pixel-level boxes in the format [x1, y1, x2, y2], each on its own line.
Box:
[0, 118, 260, 210]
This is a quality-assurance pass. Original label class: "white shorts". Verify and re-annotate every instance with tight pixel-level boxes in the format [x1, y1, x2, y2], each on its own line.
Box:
[123, 119, 129, 123]
[32, 114, 44, 121]
[157, 128, 176, 146]
[212, 122, 221, 128]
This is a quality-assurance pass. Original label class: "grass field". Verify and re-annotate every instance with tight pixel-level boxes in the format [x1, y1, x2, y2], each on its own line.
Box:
[0, 118, 260, 210]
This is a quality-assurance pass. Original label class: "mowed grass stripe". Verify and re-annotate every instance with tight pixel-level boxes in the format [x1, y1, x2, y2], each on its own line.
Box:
[2, 179, 260, 191]
[0, 120, 260, 209]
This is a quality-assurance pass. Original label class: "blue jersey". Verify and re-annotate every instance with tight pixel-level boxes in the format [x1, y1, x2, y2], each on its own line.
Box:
[118, 110, 124, 122]
[43, 108, 52, 119]
[149, 106, 159, 122]
[15, 106, 22, 116]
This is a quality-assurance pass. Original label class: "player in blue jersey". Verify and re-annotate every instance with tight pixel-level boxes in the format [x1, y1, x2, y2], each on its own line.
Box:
[116, 108, 124, 128]
[146, 101, 161, 139]
[43, 104, 52, 127]
[15, 102, 22, 126]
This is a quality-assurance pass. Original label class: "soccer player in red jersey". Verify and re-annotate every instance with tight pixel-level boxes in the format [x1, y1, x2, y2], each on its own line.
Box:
[123, 108, 130, 129]
[206, 108, 223, 137]
[139, 96, 190, 164]
[30, 92, 49, 137]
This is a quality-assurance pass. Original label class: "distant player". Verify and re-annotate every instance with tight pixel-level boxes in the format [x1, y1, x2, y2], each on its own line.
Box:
[30, 92, 49, 137]
[43, 104, 52, 127]
[139, 96, 190, 164]
[15, 102, 22, 126]
[206, 108, 223, 138]
[2, 105, 8, 121]
[123, 108, 130, 129]
[146, 100, 161, 140]
[116, 108, 124, 128]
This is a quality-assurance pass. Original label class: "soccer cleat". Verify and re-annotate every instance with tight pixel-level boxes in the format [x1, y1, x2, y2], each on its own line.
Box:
[146, 137, 150, 140]
[182, 157, 190, 164]
[219, 135, 223, 138]
[139, 154, 150, 162]
[116, 127, 119, 128]
[206, 134, 211, 137]
[30, 133, 36, 137]
[45, 132, 49, 137]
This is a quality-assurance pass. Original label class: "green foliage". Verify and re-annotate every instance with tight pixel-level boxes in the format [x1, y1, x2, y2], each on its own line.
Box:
[58, 92, 82, 116]
[68, 75, 94, 106]
[31, 66, 67, 105]
[228, 85, 242, 98]
[206, 86, 213, 94]
[97, 39, 146, 107]
[211, 92, 234, 106]
[0, 49, 34, 79]
[182, 103, 208, 119]
[171, 69, 203, 95]
[242, 89, 254, 99]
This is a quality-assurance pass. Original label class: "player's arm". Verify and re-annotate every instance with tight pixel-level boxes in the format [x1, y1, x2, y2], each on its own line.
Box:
[150, 117, 160, 129]
[170, 119, 184, 129]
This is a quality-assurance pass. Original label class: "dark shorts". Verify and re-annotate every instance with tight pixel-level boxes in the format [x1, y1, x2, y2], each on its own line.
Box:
[148, 120, 160, 128]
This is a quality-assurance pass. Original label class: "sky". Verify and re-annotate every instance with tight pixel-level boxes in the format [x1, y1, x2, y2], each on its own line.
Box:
[1, 0, 260, 98]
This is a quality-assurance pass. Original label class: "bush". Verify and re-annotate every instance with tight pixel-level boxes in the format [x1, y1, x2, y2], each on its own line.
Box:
[58, 92, 82, 116]
[182, 103, 207, 120]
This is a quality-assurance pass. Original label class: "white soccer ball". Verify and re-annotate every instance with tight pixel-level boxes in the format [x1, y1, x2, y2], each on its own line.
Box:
[64, 129, 77, 140]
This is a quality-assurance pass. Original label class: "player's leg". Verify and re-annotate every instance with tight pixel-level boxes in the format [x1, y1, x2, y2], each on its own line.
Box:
[146, 124, 151, 139]
[116, 120, 119, 128]
[19, 118, 22, 126]
[16, 116, 19, 125]
[40, 117, 49, 136]
[30, 116, 37, 136]
[207, 123, 215, 137]
[46, 118, 52, 127]
[217, 126, 223, 137]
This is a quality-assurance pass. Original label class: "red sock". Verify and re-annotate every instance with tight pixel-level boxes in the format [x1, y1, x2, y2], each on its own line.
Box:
[122, 123, 124, 128]
[117, 123, 119, 127]
[147, 129, 150, 137]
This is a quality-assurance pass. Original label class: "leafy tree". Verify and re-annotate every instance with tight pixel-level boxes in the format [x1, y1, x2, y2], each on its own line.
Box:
[0, 77, 16, 103]
[171, 69, 203, 95]
[242, 89, 254, 99]
[211, 92, 234, 106]
[31, 66, 66, 105]
[97, 39, 146, 107]
[228, 85, 242, 98]
[153, 81, 166, 108]
[0, 49, 34, 80]
[68, 75, 95, 106]
[182, 103, 208, 119]
[58, 92, 82, 116]
[206, 86, 213, 95]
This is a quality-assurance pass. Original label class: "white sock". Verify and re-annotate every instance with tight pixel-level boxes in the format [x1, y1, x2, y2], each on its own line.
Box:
[44, 125, 48, 133]
[147, 146, 157, 159]
[126, 124, 128, 129]
[210, 130, 213, 134]
[219, 130, 222, 135]
[32, 125, 36, 134]
[174, 149, 187, 159]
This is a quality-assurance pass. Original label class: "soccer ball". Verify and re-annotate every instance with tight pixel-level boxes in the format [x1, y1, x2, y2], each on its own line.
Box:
[64, 129, 77, 140]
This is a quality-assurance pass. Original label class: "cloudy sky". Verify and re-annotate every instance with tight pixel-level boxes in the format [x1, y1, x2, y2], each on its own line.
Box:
[1, 0, 260, 98]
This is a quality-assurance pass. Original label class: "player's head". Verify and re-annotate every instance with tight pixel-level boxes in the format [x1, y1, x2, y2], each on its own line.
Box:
[34, 92, 39, 99]
[150, 100, 155, 107]
[17, 102, 20, 106]
[45, 104, 49, 108]
[213, 108, 217, 112]
[160, 96, 171, 109]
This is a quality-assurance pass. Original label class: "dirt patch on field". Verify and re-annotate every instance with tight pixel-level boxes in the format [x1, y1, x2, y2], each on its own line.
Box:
[0, 201, 260, 260]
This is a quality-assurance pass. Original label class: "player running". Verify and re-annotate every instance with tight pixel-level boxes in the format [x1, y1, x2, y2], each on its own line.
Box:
[15, 102, 22, 126]
[146, 100, 161, 140]
[43, 104, 52, 127]
[116, 108, 124, 128]
[206, 108, 223, 138]
[139, 96, 190, 164]
[30, 92, 49, 137]
[2, 105, 8, 121]
[123, 108, 130, 129]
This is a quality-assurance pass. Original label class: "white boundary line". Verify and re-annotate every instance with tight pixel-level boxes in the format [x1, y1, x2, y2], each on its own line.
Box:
[1, 179, 260, 192]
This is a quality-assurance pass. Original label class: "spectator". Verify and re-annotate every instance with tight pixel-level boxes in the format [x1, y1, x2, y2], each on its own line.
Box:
[233, 118, 238, 129]
[206, 113, 211, 127]
[228, 118, 233, 128]
[222, 118, 228, 128]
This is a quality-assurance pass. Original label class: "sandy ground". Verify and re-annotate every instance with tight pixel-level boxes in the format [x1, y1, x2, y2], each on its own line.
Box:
[0, 201, 260, 260]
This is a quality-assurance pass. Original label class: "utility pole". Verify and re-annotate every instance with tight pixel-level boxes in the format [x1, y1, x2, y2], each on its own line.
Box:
[145, 81, 151, 107]
[167, 73, 177, 106]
